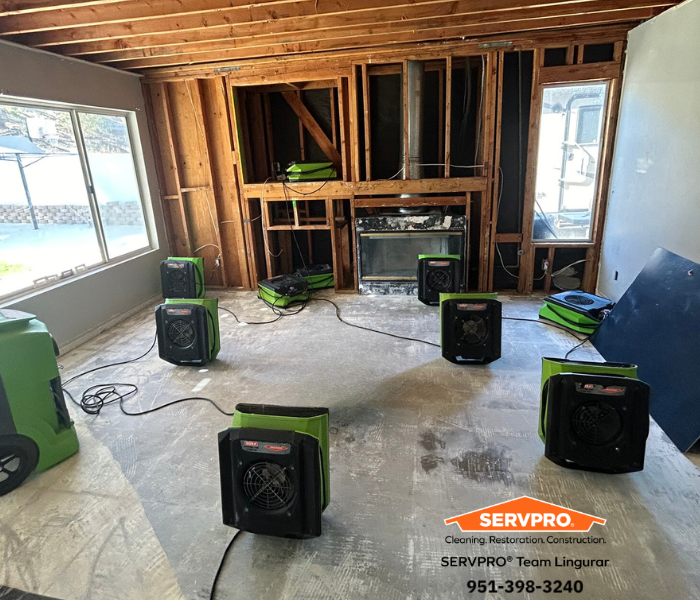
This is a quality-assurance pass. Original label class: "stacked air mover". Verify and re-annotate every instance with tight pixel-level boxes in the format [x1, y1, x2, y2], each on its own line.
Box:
[539, 291, 615, 335]
[258, 274, 310, 308]
[539, 357, 650, 473]
[0, 309, 79, 496]
[218, 403, 330, 539]
[157, 257, 219, 366]
[417, 255, 462, 306]
[440, 293, 502, 364]
[160, 257, 205, 299]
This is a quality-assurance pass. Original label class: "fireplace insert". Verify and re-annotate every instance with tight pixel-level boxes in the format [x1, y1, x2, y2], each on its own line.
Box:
[355, 214, 468, 295]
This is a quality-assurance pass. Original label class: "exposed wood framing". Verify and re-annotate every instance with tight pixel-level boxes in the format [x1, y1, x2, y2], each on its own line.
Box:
[487, 51, 505, 292]
[361, 63, 371, 181]
[281, 91, 342, 170]
[1, 0, 674, 74]
[445, 55, 452, 178]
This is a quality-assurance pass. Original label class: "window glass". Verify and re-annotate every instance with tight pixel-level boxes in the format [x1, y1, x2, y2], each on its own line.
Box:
[79, 113, 149, 259]
[0, 104, 102, 298]
[532, 82, 608, 241]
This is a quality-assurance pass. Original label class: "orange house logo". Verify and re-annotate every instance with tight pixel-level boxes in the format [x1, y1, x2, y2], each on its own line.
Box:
[445, 496, 606, 533]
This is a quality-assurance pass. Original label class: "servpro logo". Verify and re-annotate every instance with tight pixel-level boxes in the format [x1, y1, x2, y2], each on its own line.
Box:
[445, 497, 606, 533]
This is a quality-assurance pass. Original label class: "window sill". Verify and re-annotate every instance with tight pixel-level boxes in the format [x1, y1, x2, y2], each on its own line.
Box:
[0, 246, 159, 307]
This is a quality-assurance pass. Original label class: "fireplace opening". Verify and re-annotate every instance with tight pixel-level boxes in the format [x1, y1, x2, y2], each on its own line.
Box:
[355, 214, 467, 295]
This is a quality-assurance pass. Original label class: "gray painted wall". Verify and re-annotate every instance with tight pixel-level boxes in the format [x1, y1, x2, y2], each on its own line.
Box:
[0, 40, 168, 349]
[598, 0, 700, 300]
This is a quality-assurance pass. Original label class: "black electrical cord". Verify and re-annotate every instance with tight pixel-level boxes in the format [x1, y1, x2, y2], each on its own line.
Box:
[565, 335, 592, 359]
[210, 530, 244, 600]
[63, 332, 158, 386]
[218, 305, 283, 326]
[63, 384, 234, 417]
[62, 330, 233, 417]
[312, 297, 440, 348]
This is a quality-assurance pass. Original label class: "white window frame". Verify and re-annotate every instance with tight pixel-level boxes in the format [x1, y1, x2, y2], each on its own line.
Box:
[0, 95, 155, 302]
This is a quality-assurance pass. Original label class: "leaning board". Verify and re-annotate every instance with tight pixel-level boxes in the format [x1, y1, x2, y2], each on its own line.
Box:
[591, 248, 700, 452]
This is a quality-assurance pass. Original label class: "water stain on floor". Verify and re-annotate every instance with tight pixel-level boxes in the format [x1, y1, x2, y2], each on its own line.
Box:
[451, 446, 513, 485]
[419, 431, 446, 452]
[420, 454, 445, 473]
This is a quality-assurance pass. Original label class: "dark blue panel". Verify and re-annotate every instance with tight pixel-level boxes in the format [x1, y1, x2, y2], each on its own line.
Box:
[591, 248, 700, 452]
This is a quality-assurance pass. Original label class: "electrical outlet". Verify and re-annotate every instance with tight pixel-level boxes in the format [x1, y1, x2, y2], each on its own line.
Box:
[542, 259, 550, 272]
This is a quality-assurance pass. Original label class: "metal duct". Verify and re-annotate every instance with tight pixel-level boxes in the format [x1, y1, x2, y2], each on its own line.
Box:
[399, 60, 425, 197]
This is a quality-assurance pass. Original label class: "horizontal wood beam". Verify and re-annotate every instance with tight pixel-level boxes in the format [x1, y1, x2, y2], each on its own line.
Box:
[0, 0, 448, 34]
[88, 6, 664, 71]
[140, 23, 636, 81]
[8, 0, 667, 51]
[0, 0, 123, 17]
[538, 60, 622, 83]
[281, 91, 342, 170]
[243, 177, 487, 199]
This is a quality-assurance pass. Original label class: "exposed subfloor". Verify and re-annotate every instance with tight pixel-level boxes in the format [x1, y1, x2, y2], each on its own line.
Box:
[2, 292, 700, 600]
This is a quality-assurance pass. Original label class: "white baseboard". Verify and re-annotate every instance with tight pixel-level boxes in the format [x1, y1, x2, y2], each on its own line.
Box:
[60, 293, 161, 355]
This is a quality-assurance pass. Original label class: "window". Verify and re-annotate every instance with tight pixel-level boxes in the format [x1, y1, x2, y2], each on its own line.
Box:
[0, 99, 151, 299]
[532, 82, 609, 242]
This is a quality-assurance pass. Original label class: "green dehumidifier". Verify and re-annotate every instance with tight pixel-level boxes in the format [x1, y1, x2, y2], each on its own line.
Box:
[0, 309, 79, 496]
[218, 403, 330, 538]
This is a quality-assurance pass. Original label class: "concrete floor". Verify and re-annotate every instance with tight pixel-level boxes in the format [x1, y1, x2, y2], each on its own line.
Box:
[2, 292, 700, 600]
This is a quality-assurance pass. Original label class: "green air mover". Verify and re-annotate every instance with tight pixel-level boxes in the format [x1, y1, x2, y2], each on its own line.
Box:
[218, 403, 330, 538]
[258, 274, 310, 308]
[440, 293, 501, 364]
[286, 162, 336, 182]
[155, 298, 220, 366]
[295, 264, 334, 290]
[539, 291, 615, 335]
[539, 357, 650, 473]
[0, 309, 79, 496]
[160, 257, 205, 299]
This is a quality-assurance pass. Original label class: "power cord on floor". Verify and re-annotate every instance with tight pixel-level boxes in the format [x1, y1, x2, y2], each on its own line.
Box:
[210, 530, 244, 600]
[62, 330, 233, 417]
[565, 335, 592, 359]
[313, 297, 440, 348]
[62, 332, 158, 386]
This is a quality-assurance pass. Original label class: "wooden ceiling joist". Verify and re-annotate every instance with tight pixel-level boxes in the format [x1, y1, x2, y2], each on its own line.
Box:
[0, 0, 680, 74]
[89, 6, 666, 71]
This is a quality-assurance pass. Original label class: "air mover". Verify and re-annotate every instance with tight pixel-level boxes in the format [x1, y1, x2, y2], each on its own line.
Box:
[155, 298, 220, 366]
[295, 264, 334, 290]
[539, 357, 650, 473]
[218, 403, 330, 539]
[539, 291, 614, 335]
[160, 257, 205, 299]
[286, 162, 336, 182]
[0, 309, 79, 496]
[258, 274, 310, 308]
[417, 255, 462, 305]
[440, 293, 501, 364]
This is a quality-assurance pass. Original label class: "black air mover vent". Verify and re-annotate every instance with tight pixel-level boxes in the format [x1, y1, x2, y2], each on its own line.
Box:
[565, 294, 595, 306]
[427, 269, 452, 292]
[243, 462, 295, 510]
[167, 320, 196, 348]
[571, 402, 622, 445]
[167, 270, 190, 295]
[455, 315, 489, 346]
